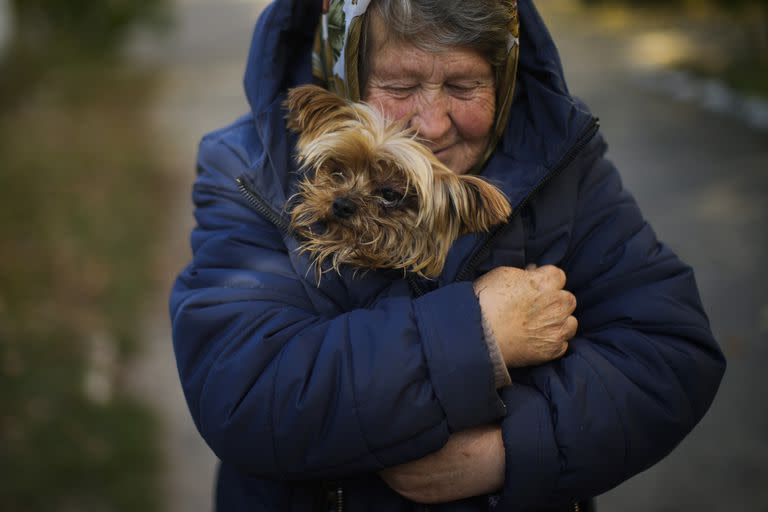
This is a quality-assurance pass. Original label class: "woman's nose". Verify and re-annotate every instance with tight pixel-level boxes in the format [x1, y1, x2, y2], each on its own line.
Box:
[409, 93, 451, 143]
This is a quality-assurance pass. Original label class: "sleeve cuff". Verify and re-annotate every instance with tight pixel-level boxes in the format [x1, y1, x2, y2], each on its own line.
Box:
[413, 282, 507, 431]
[480, 307, 513, 388]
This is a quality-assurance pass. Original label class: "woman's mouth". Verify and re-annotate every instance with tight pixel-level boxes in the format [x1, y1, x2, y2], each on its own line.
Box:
[433, 144, 455, 157]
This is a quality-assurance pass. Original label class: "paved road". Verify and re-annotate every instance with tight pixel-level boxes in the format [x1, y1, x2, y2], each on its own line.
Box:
[130, 1, 267, 511]
[134, 1, 768, 510]
[537, 2, 768, 511]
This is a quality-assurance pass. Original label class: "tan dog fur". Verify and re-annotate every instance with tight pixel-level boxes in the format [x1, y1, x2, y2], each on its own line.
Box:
[285, 85, 511, 279]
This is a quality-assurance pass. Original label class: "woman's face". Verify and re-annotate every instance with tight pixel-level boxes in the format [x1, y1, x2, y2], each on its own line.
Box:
[363, 29, 496, 175]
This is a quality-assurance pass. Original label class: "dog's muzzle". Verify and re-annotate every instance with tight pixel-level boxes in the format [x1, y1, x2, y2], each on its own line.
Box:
[332, 197, 357, 219]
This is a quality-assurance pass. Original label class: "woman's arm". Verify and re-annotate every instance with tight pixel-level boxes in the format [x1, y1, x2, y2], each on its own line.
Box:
[170, 133, 507, 480]
[379, 138, 725, 508]
[492, 146, 726, 509]
[379, 425, 505, 504]
[377, 264, 576, 504]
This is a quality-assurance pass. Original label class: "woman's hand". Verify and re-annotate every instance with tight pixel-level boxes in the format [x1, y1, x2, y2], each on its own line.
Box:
[474, 265, 577, 368]
[378, 425, 505, 504]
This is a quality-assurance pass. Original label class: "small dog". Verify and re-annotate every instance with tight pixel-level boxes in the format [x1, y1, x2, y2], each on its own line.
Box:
[285, 85, 511, 279]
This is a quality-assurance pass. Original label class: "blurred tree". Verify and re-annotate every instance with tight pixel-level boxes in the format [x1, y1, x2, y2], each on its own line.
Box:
[0, 28, 170, 512]
[0, 4, 173, 512]
[9, 0, 170, 54]
[714, 0, 768, 61]
[580, 0, 768, 64]
[0, 0, 171, 111]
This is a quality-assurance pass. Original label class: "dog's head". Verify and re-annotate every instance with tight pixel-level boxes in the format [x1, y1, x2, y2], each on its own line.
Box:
[285, 84, 511, 278]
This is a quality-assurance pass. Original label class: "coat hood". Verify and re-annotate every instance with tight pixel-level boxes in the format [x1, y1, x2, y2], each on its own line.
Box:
[242, 0, 595, 212]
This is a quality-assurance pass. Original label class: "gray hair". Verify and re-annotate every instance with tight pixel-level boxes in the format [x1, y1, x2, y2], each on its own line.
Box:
[360, 0, 515, 89]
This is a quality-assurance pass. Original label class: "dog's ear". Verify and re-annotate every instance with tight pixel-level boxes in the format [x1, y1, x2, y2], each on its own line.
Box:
[457, 175, 511, 233]
[285, 85, 354, 138]
[437, 173, 511, 235]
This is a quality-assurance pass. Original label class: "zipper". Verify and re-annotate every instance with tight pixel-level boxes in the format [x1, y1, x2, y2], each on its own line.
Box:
[407, 274, 427, 297]
[452, 118, 600, 285]
[235, 175, 291, 233]
[573, 502, 581, 512]
[335, 485, 344, 512]
[321, 482, 344, 512]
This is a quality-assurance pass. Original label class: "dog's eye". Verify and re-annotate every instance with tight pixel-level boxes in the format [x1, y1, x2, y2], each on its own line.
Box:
[330, 169, 346, 183]
[376, 187, 404, 206]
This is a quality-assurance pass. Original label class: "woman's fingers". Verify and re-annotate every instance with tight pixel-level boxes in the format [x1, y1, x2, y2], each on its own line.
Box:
[531, 264, 567, 290]
[474, 265, 578, 367]
[562, 315, 578, 342]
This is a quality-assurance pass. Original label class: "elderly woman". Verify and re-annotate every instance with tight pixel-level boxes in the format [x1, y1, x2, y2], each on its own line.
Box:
[169, 0, 725, 511]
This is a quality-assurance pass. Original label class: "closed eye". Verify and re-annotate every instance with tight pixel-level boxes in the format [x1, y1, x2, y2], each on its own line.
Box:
[446, 83, 479, 99]
[384, 85, 417, 99]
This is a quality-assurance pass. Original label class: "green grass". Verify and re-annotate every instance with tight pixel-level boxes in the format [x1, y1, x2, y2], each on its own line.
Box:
[0, 53, 170, 512]
[715, 62, 768, 99]
[675, 60, 768, 99]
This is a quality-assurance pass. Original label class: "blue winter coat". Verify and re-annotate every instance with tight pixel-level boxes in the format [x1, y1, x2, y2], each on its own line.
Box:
[169, 1, 726, 510]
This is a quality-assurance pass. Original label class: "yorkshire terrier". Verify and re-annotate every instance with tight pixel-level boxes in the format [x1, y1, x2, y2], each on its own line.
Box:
[285, 85, 511, 279]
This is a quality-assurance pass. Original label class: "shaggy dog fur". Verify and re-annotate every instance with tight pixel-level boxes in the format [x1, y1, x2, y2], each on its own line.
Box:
[285, 85, 511, 278]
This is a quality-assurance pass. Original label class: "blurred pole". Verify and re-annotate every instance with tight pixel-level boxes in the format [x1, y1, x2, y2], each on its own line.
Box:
[0, 0, 10, 55]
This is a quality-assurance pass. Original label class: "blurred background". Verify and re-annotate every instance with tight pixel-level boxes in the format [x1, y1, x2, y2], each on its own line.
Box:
[0, 0, 765, 511]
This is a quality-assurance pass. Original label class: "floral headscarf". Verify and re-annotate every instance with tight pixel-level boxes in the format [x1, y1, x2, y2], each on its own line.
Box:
[312, 0, 521, 170]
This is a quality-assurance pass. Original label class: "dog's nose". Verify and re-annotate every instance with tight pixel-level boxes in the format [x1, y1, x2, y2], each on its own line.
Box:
[332, 197, 357, 219]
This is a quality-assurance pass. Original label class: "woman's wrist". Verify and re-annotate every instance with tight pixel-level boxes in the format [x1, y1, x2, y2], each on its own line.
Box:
[480, 307, 512, 388]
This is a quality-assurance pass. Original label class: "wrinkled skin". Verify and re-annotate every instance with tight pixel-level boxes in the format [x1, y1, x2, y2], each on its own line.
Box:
[363, 14, 496, 175]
